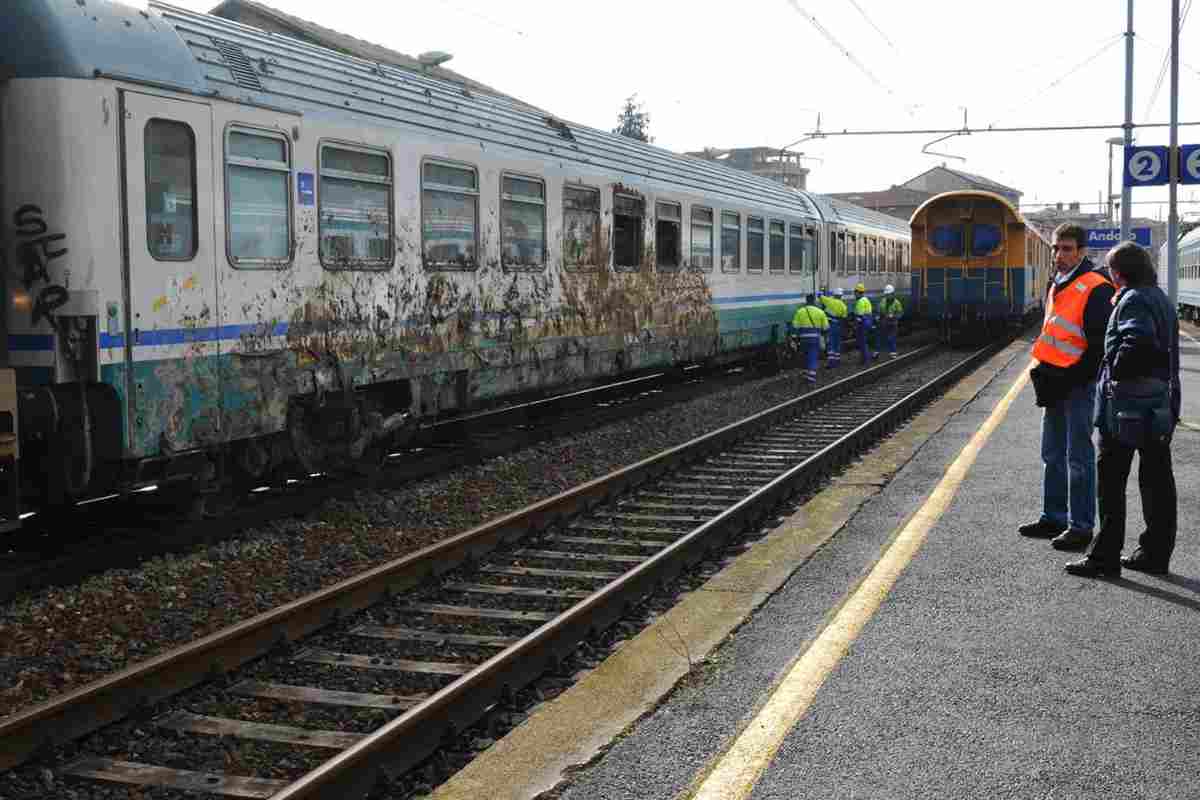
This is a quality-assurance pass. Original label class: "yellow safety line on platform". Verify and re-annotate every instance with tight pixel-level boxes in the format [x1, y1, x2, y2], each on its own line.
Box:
[687, 361, 1033, 800]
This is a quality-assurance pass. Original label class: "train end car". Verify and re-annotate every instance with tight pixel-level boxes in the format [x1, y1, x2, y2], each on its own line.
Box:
[1163, 227, 1200, 321]
[909, 190, 1049, 344]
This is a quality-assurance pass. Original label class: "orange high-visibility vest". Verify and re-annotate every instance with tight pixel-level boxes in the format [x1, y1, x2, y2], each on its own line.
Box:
[1031, 271, 1113, 367]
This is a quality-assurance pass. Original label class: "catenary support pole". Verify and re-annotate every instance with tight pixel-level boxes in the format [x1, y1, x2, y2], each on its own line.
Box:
[1121, 0, 1135, 238]
[1169, 0, 1180, 306]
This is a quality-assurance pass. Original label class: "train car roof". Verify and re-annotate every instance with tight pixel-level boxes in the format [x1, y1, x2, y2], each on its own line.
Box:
[1176, 226, 1200, 252]
[0, 0, 828, 221]
[2, 0, 209, 92]
[806, 194, 911, 236]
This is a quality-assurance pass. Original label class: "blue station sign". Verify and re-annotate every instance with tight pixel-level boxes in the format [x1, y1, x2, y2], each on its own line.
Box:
[1124, 146, 1170, 187]
[1124, 144, 1200, 187]
[1086, 227, 1153, 248]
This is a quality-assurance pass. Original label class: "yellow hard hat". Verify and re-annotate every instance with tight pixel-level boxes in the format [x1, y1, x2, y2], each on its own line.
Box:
[855, 282, 866, 292]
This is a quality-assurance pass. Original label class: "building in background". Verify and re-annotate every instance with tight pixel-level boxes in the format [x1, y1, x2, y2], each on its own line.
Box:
[900, 165, 1022, 208]
[831, 165, 1022, 222]
[827, 186, 935, 221]
[684, 147, 810, 190]
[209, 0, 540, 110]
[1024, 202, 1167, 267]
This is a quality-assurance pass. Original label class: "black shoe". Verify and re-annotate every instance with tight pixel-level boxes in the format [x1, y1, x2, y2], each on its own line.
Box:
[1065, 557, 1121, 578]
[1120, 549, 1169, 575]
[1018, 520, 1066, 539]
[1051, 529, 1093, 551]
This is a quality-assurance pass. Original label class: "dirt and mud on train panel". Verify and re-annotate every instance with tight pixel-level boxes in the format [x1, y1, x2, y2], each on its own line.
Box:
[122, 92, 223, 456]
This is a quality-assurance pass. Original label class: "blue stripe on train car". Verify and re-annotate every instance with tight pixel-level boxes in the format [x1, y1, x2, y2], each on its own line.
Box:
[9, 324, 292, 352]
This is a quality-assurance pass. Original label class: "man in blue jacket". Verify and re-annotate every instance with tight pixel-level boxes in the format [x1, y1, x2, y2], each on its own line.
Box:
[1066, 241, 1181, 577]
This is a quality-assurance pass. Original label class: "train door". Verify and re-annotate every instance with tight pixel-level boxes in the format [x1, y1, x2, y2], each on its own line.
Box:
[121, 92, 222, 457]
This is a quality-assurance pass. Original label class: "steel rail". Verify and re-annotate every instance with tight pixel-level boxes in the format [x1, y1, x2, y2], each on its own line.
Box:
[0, 339, 960, 777]
[269, 340, 1003, 799]
[0, 333, 846, 604]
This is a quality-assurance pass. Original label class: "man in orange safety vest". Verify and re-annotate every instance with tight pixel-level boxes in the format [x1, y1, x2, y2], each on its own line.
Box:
[1020, 223, 1115, 552]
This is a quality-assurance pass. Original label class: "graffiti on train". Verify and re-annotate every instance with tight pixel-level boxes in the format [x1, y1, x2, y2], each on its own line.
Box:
[13, 204, 70, 327]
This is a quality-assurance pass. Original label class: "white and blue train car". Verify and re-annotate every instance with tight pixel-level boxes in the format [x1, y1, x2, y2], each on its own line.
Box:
[1162, 226, 1200, 321]
[0, 0, 908, 516]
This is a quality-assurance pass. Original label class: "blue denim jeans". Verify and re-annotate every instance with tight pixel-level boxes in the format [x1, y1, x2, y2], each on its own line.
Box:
[1040, 381, 1097, 532]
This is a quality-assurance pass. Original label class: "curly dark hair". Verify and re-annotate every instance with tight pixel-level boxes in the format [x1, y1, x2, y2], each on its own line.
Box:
[1052, 223, 1088, 249]
[1106, 241, 1158, 287]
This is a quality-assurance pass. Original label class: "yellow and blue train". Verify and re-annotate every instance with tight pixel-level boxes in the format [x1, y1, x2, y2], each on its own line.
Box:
[909, 190, 1051, 343]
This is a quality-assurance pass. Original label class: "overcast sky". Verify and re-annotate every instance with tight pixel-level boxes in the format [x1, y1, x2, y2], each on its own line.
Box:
[162, 0, 1200, 221]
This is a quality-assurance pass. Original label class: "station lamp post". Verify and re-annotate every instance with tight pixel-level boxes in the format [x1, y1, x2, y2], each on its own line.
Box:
[1106, 136, 1127, 222]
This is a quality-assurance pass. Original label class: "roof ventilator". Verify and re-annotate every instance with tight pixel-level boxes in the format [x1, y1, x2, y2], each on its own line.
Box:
[212, 38, 265, 92]
[545, 116, 575, 142]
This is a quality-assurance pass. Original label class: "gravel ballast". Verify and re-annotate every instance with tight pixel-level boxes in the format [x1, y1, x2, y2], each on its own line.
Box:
[0, 359, 878, 723]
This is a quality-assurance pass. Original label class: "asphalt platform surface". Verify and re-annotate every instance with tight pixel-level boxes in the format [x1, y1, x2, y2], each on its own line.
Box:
[553, 334, 1200, 800]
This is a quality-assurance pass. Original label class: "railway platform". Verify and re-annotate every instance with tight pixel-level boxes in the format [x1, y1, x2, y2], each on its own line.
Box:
[433, 329, 1200, 800]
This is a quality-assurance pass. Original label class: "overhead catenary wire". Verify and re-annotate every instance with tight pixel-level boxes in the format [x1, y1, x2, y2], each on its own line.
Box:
[1145, 0, 1193, 117]
[1138, 34, 1200, 79]
[795, 120, 1200, 137]
[845, 0, 900, 53]
[989, 34, 1124, 127]
[785, 0, 916, 118]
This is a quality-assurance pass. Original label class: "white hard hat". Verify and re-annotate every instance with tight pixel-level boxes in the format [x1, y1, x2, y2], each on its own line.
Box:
[834, 287, 844, 297]
[884, 284, 895, 295]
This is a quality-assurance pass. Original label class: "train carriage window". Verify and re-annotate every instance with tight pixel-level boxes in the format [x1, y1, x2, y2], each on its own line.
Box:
[226, 128, 291, 266]
[790, 224, 806, 274]
[721, 212, 741, 273]
[613, 192, 644, 270]
[971, 224, 1003, 257]
[929, 224, 964, 257]
[769, 220, 786, 273]
[146, 119, 197, 261]
[805, 226, 818, 275]
[318, 143, 393, 270]
[422, 161, 478, 269]
[837, 232, 847, 274]
[847, 234, 858, 273]
[655, 201, 682, 270]
[563, 185, 601, 270]
[747, 216, 765, 272]
[868, 237, 877, 274]
[501, 173, 546, 270]
[690, 206, 714, 272]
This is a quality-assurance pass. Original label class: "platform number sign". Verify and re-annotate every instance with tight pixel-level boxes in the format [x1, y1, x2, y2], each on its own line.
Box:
[1181, 144, 1200, 185]
[1123, 144, 1200, 187]
[1124, 146, 1170, 187]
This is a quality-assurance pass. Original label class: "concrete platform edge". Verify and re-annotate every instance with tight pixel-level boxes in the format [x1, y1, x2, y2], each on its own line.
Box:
[429, 340, 1030, 800]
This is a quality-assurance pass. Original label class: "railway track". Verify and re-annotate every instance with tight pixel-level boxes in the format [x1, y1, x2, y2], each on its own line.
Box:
[0, 338, 999, 799]
[4, 335, 897, 604]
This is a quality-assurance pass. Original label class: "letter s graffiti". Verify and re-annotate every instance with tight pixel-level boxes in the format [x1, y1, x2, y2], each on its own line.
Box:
[13, 204, 70, 326]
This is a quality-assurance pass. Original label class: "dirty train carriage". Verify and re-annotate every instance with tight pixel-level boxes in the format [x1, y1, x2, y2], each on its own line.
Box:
[908, 190, 1050, 342]
[0, 0, 908, 516]
[807, 194, 913, 307]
